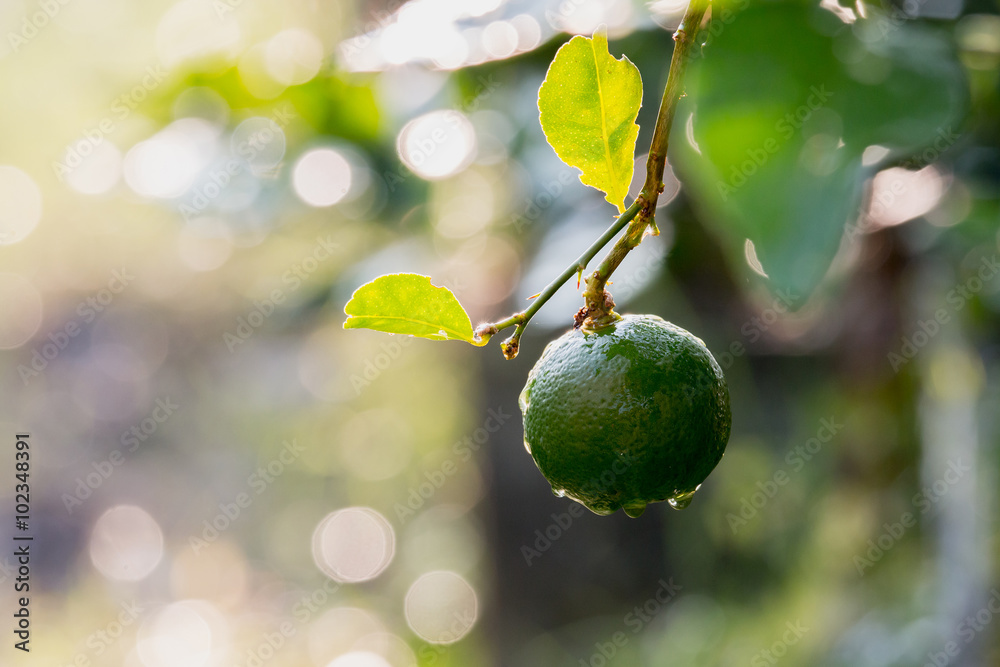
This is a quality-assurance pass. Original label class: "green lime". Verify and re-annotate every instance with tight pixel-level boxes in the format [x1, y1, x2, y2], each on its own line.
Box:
[519, 314, 731, 518]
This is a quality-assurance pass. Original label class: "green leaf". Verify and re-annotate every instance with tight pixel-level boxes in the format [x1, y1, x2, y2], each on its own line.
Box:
[343, 273, 483, 345]
[674, 1, 967, 303]
[538, 28, 642, 213]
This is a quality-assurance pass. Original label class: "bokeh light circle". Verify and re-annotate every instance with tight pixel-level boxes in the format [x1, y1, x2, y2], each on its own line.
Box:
[511, 14, 542, 51]
[124, 120, 218, 199]
[327, 652, 393, 667]
[312, 507, 395, 583]
[353, 632, 417, 667]
[266, 29, 324, 86]
[89, 505, 164, 582]
[482, 20, 518, 58]
[404, 571, 478, 644]
[293, 148, 353, 207]
[308, 607, 385, 665]
[397, 110, 476, 180]
[137, 600, 220, 667]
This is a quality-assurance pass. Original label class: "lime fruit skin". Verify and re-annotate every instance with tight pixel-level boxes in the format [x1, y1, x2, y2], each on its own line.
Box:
[519, 314, 731, 517]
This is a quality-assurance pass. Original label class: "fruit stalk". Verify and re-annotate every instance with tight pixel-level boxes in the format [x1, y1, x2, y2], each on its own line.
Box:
[582, 0, 710, 327]
[477, 196, 645, 358]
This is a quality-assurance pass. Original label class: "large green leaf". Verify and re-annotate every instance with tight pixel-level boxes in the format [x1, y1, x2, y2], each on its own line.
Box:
[343, 274, 482, 344]
[538, 28, 642, 213]
[674, 1, 967, 302]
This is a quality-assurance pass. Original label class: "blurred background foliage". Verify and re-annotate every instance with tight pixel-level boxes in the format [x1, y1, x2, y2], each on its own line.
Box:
[0, 0, 998, 665]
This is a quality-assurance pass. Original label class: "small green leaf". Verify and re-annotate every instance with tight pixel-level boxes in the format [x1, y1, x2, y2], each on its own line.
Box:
[538, 28, 642, 213]
[343, 273, 483, 345]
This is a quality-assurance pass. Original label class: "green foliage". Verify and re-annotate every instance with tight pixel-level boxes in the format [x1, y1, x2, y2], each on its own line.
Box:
[289, 74, 380, 143]
[346, 8, 970, 340]
[537, 28, 643, 213]
[675, 1, 966, 301]
[343, 273, 482, 344]
[182, 69, 380, 143]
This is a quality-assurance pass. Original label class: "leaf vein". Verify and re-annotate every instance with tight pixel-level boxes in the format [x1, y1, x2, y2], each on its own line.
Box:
[589, 37, 622, 211]
[346, 314, 470, 340]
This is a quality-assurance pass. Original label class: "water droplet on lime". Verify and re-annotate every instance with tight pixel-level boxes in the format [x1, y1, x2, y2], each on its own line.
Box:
[623, 502, 647, 518]
[667, 487, 699, 510]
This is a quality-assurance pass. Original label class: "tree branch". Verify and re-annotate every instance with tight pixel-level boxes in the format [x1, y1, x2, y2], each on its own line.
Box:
[475, 196, 645, 359]
[582, 0, 710, 327]
[478, 0, 709, 355]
